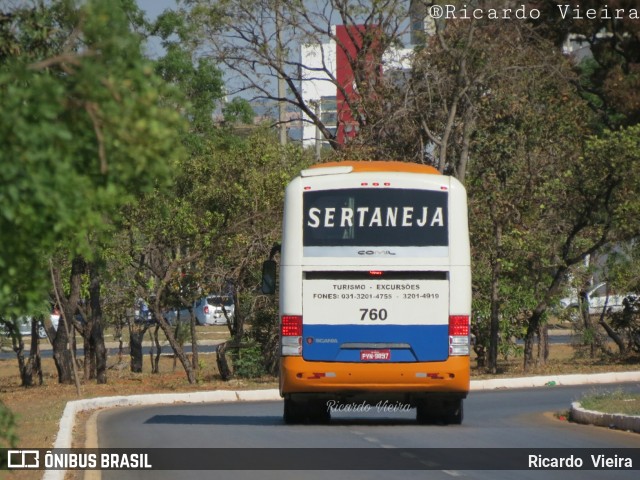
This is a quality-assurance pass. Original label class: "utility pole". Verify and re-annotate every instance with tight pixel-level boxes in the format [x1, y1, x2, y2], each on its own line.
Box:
[314, 102, 321, 160]
[276, 3, 287, 146]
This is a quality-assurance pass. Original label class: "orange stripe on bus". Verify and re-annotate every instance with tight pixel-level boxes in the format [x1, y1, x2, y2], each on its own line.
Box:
[308, 161, 441, 175]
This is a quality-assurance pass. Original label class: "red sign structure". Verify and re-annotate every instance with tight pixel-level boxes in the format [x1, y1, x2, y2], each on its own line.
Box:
[334, 25, 383, 145]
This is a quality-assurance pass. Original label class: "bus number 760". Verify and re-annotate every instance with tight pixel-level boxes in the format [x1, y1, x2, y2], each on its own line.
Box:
[359, 308, 388, 321]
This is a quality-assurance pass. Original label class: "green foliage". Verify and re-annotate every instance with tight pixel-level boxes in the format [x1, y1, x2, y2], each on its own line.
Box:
[156, 44, 224, 134]
[223, 97, 255, 125]
[232, 337, 267, 379]
[251, 297, 280, 375]
[0, 0, 186, 317]
[173, 320, 192, 345]
[0, 400, 17, 451]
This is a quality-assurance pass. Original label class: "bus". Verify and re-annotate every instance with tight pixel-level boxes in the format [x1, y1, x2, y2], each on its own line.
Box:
[262, 161, 471, 424]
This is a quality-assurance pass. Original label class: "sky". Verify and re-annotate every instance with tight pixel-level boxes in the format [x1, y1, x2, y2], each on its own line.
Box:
[135, 0, 178, 57]
[136, 0, 176, 19]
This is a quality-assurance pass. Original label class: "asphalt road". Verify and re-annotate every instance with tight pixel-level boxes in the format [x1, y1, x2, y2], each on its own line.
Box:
[95, 383, 640, 480]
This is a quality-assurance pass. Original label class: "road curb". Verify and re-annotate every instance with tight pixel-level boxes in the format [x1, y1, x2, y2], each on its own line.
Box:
[570, 402, 640, 433]
[470, 371, 640, 390]
[42, 371, 640, 480]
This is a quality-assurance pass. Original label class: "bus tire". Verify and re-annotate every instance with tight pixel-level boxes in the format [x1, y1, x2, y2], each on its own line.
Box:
[307, 401, 331, 424]
[445, 399, 463, 425]
[283, 398, 304, 424]
[416, 399, 463, 425]
[416, 403, 437, 425]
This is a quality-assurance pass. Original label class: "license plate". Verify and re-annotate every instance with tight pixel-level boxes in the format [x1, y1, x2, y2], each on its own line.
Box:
[360, 349, 391, 361]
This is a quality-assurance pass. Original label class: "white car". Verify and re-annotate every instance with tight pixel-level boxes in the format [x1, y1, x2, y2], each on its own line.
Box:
[164, 295, 234, 326]
[559, 282, 633, 316]
[1, 312, 59, 339]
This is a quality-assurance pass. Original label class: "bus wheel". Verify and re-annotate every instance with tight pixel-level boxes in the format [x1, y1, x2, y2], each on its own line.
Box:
[444, 400, 463, 425]
[283, 398, 305, 424]
[307, 401, 331, 424]
[416, 403, 437, 425]
[416, 400, 463, 425]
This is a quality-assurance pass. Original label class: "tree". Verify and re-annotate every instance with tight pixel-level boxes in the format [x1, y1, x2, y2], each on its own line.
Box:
[447, 19, 589, 371]
[348, 14, 482, 176]
[184, 0, 411, 149]
[0, 0, 186, 384]
[0, 399, 17, 451]
[603, 243, 640, 355]
[121, 126, 311, 382]
[534, 0, 640, 128]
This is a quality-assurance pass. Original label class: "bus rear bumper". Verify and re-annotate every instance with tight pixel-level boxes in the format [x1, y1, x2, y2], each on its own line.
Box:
[279, 356, 470, 401]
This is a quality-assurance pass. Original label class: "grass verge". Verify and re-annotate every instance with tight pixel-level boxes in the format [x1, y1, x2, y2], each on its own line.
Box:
[578, 389, 640, 416]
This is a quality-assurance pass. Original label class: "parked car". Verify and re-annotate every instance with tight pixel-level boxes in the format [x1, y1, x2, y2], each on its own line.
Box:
[0, 307, 60, 338]
[0, 317, 41, 338]
[164, 295, 234, 326]
[559, 282, 636, 316]
[133, 299, 155, 324]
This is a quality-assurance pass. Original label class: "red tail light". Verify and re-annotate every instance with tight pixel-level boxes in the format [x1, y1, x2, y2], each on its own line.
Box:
[449, 315, 470, 336]
[281, 315, 303, 336]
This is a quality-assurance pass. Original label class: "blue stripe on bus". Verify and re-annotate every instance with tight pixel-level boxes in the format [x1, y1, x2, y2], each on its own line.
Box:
[301, 324, 449, 362]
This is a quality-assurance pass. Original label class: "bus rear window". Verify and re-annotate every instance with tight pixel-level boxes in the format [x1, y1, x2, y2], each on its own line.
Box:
[303, 188, 448, 247]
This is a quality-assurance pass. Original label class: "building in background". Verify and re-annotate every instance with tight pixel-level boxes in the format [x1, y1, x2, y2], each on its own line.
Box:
[299, 24, 413, 149]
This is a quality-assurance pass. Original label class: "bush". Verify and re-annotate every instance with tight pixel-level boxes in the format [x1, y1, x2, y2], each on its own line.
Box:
[0, 401, 17, 460]
[251, 298, 280, 375]
[233, 341, 267, 379]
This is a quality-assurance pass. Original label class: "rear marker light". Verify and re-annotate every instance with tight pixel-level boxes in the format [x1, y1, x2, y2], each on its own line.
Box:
[281, 315, 303, 356]
[281, 315, 302, 336]
[449, 315, 470, 356]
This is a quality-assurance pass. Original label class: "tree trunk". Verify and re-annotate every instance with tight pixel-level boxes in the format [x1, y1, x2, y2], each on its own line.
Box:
[487, 208, 502, 374]
[52, 340, 75, 383]
[92, 321, 107, 384]
[456, 105, 475, 183]
[190, 315, 199, 373]
[13, 336, 29, 387]
[537, 322, 549, 366]
[83, 333, 94, 380]
[579, 290, 597, 358]
[488, 269, 500, 373]
[216, 341, 232, 381]
[523, 267, 568, 372]
[599, 318, 627, 355]
[88, 265, 107, 384]
[9, 325, 30, 387]
[150, 324, 161, 374]
[27, 319, 43, 386]
[51, 258, 84, 385]
[523, 310, 545, 372]
[116, 317, 124, 363]
[129, 324, 148, 373]
[150, 310, 196, 384]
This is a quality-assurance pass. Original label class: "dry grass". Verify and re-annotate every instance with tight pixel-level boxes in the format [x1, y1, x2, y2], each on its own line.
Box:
[470, 343, 640, 379]
[578, 389, 640, 416]
[1, 329, 639, 480]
